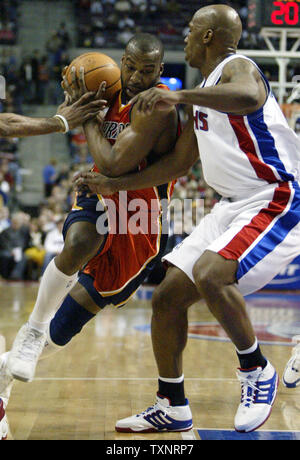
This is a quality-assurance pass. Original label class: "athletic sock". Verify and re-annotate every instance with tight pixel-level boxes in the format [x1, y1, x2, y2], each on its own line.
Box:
[28, 258, 78, 333]
[236, 338, 267, 369]
[158, 375, 186, 406]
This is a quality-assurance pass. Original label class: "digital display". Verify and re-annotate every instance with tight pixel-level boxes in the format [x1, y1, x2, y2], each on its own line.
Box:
[248, 0, 300, 30]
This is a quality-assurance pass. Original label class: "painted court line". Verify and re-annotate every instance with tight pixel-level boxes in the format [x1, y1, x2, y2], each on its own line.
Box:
[181, 430, 197, 440]
[33, 377, 238, 382]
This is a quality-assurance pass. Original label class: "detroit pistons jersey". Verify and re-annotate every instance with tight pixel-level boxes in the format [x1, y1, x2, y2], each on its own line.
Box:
[193, 54, 300, 198]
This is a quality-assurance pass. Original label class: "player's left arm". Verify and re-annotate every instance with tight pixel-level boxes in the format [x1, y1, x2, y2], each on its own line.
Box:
[74, 113, 199, 195]
[83, 104, 178, 177]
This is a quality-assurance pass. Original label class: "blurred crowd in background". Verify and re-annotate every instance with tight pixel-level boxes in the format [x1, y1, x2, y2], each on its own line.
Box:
[0, 1, 19, 46]
[0, 0, 269, 50]
[75, 0, 265, 50]
[0, 0, 295, 281]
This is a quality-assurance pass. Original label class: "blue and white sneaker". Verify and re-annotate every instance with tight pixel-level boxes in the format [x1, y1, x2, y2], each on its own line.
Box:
[235, 361, 278, 433]
[115, 394, 193, 433]
[0, 398, 8, 440]
[283, 336, 300, 388]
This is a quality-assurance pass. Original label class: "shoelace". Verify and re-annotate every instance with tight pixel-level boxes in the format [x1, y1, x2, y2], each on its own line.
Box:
[237, 373, 261, 408]
[138, 401, 168, 418]
[16, 330, 44, 360]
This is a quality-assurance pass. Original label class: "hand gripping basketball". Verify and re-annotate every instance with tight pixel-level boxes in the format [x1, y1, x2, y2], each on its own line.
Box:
[63, 52, 121, 104]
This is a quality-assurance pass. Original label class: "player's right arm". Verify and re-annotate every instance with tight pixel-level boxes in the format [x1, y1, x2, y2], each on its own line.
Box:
[74, 115, 199, 195]
[0, 113, 64, 137]
[0, 92, 104, 137]
[62, 70, 179, 177]
[83, 102, 178, 177]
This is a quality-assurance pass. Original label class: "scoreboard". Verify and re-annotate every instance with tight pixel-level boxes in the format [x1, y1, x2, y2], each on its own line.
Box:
[248, 0, 300, 30]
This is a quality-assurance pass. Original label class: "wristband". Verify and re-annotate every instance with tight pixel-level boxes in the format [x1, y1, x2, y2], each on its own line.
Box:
[54, 114, 69, 133]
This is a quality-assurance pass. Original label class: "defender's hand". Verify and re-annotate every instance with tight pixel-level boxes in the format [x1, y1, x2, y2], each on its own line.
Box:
[56, 91, 107, 130]
[129, 87, 180, 114]
[73, 171, 117, 196]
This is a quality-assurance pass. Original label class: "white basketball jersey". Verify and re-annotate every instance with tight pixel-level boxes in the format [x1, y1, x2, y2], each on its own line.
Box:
[193, 54, 300, 198]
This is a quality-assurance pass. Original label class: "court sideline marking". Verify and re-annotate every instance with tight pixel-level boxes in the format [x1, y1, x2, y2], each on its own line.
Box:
[33, 377, 239, 382]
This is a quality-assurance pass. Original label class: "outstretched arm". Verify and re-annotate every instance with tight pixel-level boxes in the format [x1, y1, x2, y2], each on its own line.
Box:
[0, 112, 64, 137]
[0, 92, 105, 137]
[74, 115, 199, 195]
[130, 58, 267, 116]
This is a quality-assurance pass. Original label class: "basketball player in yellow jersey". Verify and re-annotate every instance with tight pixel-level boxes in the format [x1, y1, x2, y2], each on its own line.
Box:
[0, 92, 104, 137]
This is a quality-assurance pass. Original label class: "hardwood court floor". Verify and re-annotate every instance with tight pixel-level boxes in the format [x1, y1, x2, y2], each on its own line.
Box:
[0, 281, 300, 440]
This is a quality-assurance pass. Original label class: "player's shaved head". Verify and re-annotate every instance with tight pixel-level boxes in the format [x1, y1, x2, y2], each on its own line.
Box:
[121, 33, 165, 100]
[194, 4, 242, 49]
[125, 33, 164, 61]
[184, 4, 242, 73]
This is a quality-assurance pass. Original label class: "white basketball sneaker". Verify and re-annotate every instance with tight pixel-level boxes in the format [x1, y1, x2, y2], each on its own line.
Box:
[0, 398, 8, 440]
[282, 336, 300, 388]
[115, 393, 193, 433]
[234, 361, 278, 433]
[7, 323, 47, 382]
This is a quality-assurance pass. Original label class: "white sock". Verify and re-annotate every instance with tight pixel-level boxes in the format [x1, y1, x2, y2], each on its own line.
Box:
[159, 375, 184, 383]
[28, 258, 78, 333]
[236, 337, 258, 355]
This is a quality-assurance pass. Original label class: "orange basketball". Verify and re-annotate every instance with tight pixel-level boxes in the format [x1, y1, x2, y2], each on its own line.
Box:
[66, 52, 121, 103]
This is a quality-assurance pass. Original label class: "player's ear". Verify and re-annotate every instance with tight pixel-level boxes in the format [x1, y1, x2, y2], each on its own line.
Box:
[203, 29, 214, 44]
[159, 63, 164, 76]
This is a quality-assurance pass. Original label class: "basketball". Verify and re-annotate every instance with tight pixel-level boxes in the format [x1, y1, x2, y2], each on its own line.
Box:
[65, 52, 122, 103]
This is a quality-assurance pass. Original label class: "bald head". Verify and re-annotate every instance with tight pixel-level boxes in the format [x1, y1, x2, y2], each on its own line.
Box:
[194, 4, 242, 49]
[184, 4, 242, 72]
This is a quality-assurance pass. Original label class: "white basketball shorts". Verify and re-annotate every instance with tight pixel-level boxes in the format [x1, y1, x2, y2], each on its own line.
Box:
[163, 181, 300, 296]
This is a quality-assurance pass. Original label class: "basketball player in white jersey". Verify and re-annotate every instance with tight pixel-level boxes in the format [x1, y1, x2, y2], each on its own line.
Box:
[76, 4, 300, 433]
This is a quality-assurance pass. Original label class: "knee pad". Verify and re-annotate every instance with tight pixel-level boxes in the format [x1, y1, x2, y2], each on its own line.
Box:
[49, 294, 95, 346]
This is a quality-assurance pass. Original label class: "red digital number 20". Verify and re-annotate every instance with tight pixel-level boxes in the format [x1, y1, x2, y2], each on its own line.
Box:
[271, 1, 299, 26]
